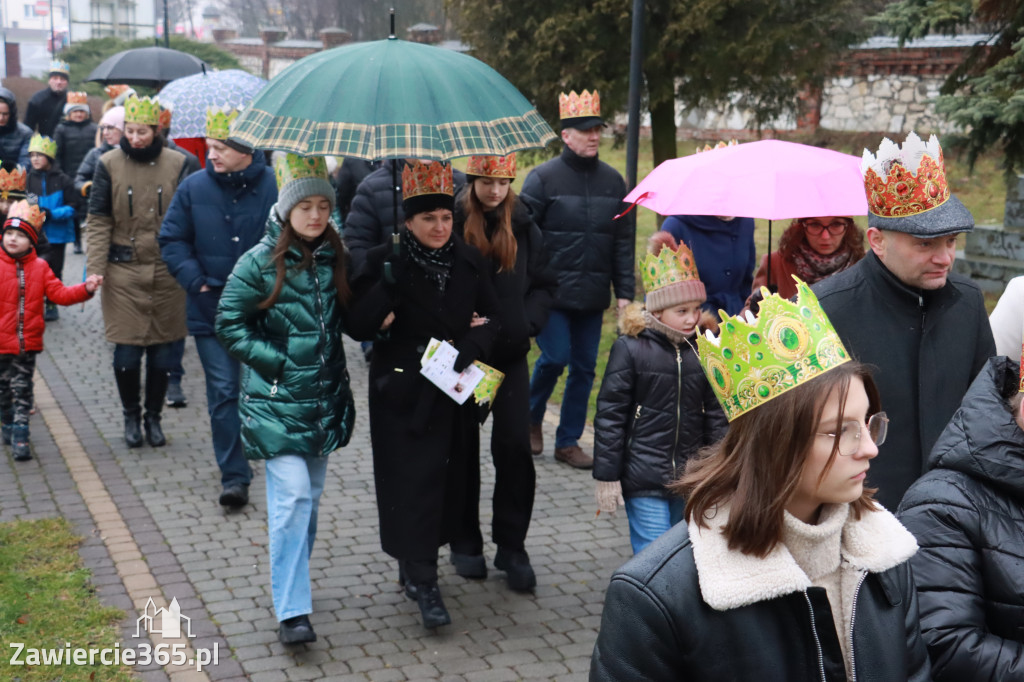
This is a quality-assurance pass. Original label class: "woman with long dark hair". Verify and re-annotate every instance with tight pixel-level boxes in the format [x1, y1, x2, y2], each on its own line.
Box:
[216, 154, 355, 645]
[591, 280, 930, 681]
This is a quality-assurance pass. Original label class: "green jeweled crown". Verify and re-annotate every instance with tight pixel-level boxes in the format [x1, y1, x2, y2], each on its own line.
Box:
[274, 153, 329, 190]
[124, 94, 161, 125]
[205, 105, 240, 140]
[28, 134, 56, 159]
[697, 278, 850, 421]
[640, 241, 700, 294]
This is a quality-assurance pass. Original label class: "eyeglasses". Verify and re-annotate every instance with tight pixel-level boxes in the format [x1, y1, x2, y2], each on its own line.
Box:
[816, 412, 888, 456]
[803, 219, 848, 236]
[100, 125, 118, 132]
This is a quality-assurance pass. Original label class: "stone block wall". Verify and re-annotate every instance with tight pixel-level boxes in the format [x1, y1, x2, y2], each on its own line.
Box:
[821, 74, 950, 133]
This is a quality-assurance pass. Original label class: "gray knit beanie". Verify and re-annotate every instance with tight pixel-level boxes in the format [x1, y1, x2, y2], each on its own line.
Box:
[273, 153, 336, 221]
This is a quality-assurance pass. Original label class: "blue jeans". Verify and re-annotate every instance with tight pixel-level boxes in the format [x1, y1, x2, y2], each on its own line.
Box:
[265, 455, 328, 621]
[168, 338, 185, 384]
[113, 342, 176, 372]
[529, 309, 604, 448]
[624, 496, 685, 555]
[194, 335, 251, 488]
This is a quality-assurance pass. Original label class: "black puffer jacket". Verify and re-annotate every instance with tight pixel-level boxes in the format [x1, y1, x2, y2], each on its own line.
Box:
[75, 142, 113, 194]
[0, 87, 31, 169]
[593, 304, 727, 497]
[453, 189, 555, 364]
[898, 355, 1024, 682]
[520, 147, 634, 312]
[54, 118, 98, 177]
[344, 160, 467, 272]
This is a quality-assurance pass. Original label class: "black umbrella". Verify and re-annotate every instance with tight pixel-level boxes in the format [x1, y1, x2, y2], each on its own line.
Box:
[86, 47, 210, 88]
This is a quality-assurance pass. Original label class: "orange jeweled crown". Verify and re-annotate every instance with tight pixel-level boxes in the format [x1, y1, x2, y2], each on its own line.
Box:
[7, 200, 45, 230]
[0, 166, 26, 200]
[466, 153, 516, 179]
[66, 91, 88, 105]
[695, 139, 737, 154]
[559, 90, 600, 120]
[402, 160, 454, 200]
[105, 84, 131, 100]
[158, 102, 173, 129]
[861, 132, 950, 219]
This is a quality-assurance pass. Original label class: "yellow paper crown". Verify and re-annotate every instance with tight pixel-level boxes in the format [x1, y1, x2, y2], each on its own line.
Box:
[28, 134, 56, 159]
[466, 154, 516, 179]
[274, 153, 329, 190]
[6, 200, 45, 230]
[559, 90, 601, 119]
[402, 160, 454, 200]
[124, 94, 161, 126]
[0, 166, 27, 200]
[640, 241, 701, 294]
[205, 105, 240, 140]
[697, 278, 850, 421]
[49, 61, 69, 77]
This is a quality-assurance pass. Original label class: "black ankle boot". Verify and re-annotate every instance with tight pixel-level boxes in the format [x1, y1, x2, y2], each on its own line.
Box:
[143, 367, 169, 447]
[414, 582, 450, 629]
[123, 409, 143, 448]
[143, 413, 166, 447]
[114, 368, 143, 448]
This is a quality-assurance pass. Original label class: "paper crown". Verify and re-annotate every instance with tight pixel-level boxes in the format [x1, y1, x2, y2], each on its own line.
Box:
[697, 278, 851, 421]
[205, 105, 240, 140]
[49, 61, 69, 77]
[696, 139, 737, 154]
[66, 91, 88, 106]
[402, 160, 454, 200]
[466, 154, 516, 179]
[6, 200, 45, 230]
[104, 84, 131, 100]
[640, 241, 701, 294]
[274, 153, 330, 190]
[559, 90, 601, 120]
[28, 134, 56, 159]
[158, 103, 173, 129]
[0, 166, 27, 200]
[124, 94, 161, 126]
[861, 132, 950, 219]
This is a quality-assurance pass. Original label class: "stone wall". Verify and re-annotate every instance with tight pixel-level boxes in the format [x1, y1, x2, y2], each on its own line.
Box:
[820, 74, 950, 134]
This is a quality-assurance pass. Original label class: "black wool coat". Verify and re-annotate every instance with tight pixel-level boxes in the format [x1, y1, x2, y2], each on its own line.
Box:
[54, 118, 98, 177]
[347, 234, 500, 560]
[812, 251, 994, 509]
[898, 356, 1024, 682]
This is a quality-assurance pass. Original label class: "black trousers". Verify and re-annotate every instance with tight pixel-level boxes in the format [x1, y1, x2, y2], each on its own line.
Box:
[0, 352, 37, 426]
[40, 241, 66, 283]
[451, 356, 536, 554]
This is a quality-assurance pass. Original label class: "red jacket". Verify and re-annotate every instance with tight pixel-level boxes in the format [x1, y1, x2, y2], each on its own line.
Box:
[0, 247, 91, 354]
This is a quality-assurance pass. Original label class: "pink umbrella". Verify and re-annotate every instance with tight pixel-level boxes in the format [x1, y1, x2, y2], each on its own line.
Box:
[623, 139, 868, 289]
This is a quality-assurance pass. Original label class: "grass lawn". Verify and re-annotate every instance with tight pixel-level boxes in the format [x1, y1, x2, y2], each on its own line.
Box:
[0, 518, 133, 682]
[517, 132, 1007, 425]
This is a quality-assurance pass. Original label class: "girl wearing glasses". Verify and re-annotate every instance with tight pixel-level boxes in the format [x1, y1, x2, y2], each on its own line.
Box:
[749, 216, 865, 302]
[591, 281, 930, 681]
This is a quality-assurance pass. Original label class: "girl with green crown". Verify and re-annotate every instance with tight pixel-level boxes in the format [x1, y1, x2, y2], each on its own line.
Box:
[590, 278, 931, 681]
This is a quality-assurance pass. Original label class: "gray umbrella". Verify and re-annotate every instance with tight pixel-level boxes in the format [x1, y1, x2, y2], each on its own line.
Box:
[86, 47, 210, 88]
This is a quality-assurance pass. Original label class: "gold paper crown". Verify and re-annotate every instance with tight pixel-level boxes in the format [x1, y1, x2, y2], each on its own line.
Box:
[28, 134, 57, 159]
[7, 200, 45, 230]
[696, 139, 738, 154]
[0, 166, 27, 200]
[402, 160, 454, 200]
[697, 278, 851, 421]
[49, 61, 69, 77]
[124, 95, 161, 126]
[466, 154, 516, 179]
[861, 132, 950, 218]
[105, 84, 131, 100]
[205, 105, 240, 140]
[274, 153, 329, 190]
[66, 91, 88, 106]
[640, 241, 701, 294]
[559, 90, 600, 120]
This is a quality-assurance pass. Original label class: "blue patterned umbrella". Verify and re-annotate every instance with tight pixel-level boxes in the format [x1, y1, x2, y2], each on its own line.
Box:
[158, 69, 267, 138]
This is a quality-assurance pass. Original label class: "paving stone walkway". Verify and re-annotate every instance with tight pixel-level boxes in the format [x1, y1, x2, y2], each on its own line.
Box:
[0, 249, 634, 681]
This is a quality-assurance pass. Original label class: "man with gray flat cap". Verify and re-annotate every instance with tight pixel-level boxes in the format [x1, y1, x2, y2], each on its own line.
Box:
[813, 132, 994, 509]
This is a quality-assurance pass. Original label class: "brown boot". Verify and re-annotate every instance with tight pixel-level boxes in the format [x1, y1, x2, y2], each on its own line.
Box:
[530, 424, 543, 456]
[554, 445, 593, 469]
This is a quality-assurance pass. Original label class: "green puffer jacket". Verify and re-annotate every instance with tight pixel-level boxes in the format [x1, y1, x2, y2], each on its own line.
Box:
[215, 207, 355, 460]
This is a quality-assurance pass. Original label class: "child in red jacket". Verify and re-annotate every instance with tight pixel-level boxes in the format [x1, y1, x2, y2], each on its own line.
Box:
[1, 200, 102, 460]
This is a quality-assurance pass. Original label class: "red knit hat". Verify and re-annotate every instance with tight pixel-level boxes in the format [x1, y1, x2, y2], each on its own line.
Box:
[3, 200, 43, 245]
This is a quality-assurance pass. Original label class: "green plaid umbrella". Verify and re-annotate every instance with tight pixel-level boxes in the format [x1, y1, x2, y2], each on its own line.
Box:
[231, 37, 556, 160]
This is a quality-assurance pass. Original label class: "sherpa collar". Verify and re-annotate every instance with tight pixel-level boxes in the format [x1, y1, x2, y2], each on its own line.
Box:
[689, 502, 917, 611]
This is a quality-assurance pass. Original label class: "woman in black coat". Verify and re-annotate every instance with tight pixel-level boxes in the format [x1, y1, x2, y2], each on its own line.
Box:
[898, 355, 1024, 682]
[347, 159, 500, 631]
[449, 153, 555, 592]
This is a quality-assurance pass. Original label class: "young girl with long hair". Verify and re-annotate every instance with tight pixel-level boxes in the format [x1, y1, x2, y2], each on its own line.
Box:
[216, 154, 355, 646]
[590, 279, 930, 681]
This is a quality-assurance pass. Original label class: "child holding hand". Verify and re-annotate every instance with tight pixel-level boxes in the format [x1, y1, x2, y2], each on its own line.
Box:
[593, 242, 728, 554]
[1, 200, 101, 460]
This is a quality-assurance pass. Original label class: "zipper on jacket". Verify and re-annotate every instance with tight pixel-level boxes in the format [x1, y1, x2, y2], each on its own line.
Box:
[311, 249, 328, 457]
[157, 186, 163, 215]
[672, 345, 682, 473]
[802, 590, 828, 682]
[127, 186, 133, 217]
[627, 404, 641, 451]
[847, 571, 867, 682]
[16, 262, 25, 354]
[918, 294, 926, 333]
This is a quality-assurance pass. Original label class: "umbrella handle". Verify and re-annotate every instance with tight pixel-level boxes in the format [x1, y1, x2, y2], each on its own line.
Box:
[613, 192, 649, 220]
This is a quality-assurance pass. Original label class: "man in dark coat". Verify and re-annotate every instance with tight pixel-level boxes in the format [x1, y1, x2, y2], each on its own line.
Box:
[23, 61, 69, 137]
[333, 157, 377, 220]
[813, 132, 994, 509]
[521, 89, 635, 469]
[0, 88, 31, 170]
[159, 112, 277, 509]
[898, 355, 1024, 682]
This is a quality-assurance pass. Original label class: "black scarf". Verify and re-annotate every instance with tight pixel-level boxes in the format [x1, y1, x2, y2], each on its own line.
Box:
[404, 230, 455, 293]
[119, 134, 163, 163]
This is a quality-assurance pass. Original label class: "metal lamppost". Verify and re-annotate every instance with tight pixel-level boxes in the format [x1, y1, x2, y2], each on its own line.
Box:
[625, 0, 644, 191]
[164, 0, 170, 47]
[49, 0, 55, 56]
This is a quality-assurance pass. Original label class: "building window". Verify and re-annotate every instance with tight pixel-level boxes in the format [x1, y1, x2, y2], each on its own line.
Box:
[24, 5, 34, 18]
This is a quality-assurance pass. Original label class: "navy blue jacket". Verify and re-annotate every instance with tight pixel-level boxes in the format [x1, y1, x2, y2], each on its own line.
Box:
[158, 151, 277, 335]
[660, 214, 756, 316]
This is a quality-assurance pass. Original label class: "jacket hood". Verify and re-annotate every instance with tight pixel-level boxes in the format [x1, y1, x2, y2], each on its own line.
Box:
[0, 87, 19, 135]
[927, 355, 1024, 499]
[618, 301, 647, 336]
[674, 214, 752, 235]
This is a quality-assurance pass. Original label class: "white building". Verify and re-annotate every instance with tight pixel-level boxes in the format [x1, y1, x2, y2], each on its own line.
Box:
[67, 0, 156, 41]
[0, 0, 69, 32]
